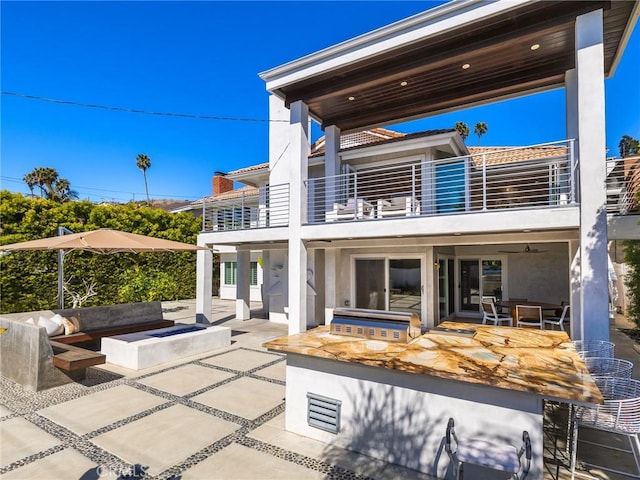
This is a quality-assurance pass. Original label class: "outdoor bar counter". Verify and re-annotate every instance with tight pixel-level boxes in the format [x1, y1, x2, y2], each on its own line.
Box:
[264, 322, 603, 479]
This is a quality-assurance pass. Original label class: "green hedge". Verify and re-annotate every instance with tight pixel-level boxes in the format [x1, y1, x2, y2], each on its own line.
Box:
[0, 191, 215, 313]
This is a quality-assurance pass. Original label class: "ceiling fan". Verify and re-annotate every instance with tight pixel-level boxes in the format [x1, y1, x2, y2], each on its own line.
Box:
[498, 244, 548, 254]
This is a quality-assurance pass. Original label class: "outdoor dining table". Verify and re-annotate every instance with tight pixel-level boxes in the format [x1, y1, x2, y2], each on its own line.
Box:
[496, 300, 563, 326]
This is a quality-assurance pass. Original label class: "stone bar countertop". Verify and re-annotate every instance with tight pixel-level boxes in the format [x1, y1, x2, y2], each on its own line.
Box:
[264, 321, 603, 405]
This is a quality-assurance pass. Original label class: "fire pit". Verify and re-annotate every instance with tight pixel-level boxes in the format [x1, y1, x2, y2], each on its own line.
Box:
[101, 323, 230, 370]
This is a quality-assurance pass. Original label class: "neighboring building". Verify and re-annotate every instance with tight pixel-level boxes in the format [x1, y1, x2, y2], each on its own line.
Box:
[195, 1, 640, 344]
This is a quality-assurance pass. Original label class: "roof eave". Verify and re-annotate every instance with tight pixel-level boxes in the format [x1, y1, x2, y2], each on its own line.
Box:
[259, 0, 531, 93]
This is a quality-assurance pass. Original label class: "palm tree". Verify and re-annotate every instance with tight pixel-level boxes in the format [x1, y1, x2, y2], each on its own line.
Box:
[474, 122, 488, 145]
[454, 121, 469, 140]
[619, 135, 639, 158]
[40, 167, 59, 199]
[22, 172, 38, 197]
[32, 167, 47, 197]
[136, 153, 152, 206]
[54, 178, 79, 202]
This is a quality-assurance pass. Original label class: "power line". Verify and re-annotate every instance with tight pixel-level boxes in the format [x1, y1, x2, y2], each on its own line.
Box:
[1, 91, 288, 123]
[0, 175, 201, 201]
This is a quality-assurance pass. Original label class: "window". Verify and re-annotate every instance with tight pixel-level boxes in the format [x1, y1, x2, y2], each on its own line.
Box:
[224, 261, 258, 286]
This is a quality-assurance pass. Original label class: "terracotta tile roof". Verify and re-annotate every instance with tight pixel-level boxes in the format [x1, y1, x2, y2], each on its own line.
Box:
[190, 185, 258, 206]
[467, 146, 568, 167]
[310, 128, 455, 157]
[227, 163, 269, 175]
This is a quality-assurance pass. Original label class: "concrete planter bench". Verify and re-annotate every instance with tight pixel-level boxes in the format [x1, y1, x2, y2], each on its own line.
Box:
[0, 301, 172, 391]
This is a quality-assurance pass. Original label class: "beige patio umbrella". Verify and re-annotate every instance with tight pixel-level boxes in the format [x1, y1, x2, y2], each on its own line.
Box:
[0, 228, 210, 307]
[0, 228, 209, 254]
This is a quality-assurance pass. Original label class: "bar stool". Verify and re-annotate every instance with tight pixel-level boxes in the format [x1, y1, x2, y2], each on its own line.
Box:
[445, 418, 532, 479]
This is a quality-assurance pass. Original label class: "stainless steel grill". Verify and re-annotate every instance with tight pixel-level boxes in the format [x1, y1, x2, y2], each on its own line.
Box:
[330, 308, 421, 343]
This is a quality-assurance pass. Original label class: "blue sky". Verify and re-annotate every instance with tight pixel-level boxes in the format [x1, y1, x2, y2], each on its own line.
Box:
[2, 1, 639, 203]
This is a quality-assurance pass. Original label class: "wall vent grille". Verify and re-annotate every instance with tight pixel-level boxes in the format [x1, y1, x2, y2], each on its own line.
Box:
[307, 393, 341, 434]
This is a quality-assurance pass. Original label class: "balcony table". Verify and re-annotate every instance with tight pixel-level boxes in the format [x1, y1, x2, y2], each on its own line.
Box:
[264, 321, 601, 479]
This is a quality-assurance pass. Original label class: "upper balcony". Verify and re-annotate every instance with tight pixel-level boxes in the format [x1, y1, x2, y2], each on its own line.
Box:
[199, 140, 637, 235]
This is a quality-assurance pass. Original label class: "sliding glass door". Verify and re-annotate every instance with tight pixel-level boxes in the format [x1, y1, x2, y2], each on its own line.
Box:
[459, 258, 505, 314]
[354, 257, 423, 317]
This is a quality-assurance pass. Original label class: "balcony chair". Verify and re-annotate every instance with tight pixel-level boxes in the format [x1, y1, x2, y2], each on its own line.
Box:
[445, 417, 532, 480]
[515, 305, 543, 329]
[543, 305, 570, 331]
[327, 198, 374, 221]
[376, 195, 419, 218]
[481, 300, 513, 327]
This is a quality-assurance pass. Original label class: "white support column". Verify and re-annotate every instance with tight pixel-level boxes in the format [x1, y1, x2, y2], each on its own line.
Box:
[288, 100, 310, 334]
[261, 251, 270, 314]
[196, 242, 213, 324]
[325, 125, 341, 213]
[569, 240, 581, 340]
[324, 248, 338, 323]
[236, 249, 251, 320]
[575, 9, 609, 342]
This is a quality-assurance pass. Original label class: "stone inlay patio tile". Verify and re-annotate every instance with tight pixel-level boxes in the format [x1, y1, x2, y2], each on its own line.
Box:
[248, 414, 388, 478]
[201, 349, 281, 372]
[191, 377, 284, 420]
[0, 417, 61, 468]
[376, 463, 438, 479]
[137, 364, 235, 396]
[0, 405, 14, 417]
[181, 442, 325, 480]
[37, 385, 166, 435]
[91, 403, 239, 476]
[1, 448, 98, 480]
[253, 361, 286, 381]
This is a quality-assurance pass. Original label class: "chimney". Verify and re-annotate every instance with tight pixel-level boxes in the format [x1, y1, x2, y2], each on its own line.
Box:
[212, 172, 233, 196]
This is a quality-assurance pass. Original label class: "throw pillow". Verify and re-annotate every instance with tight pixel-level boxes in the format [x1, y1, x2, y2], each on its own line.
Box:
[50, 313, 64, 326]
[25, 317, 35, 324]
[37, 316, 64, 336]
[61, 317, 79, 335]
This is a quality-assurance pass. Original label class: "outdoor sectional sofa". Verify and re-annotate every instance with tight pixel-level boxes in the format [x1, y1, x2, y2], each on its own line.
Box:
[0, 301, 173, 391]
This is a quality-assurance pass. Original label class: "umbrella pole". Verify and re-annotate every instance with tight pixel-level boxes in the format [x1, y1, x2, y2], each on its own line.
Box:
[57, 227, 74, 309]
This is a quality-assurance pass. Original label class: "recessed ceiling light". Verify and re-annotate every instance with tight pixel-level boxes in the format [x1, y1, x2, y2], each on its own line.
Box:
[400, 81, 408, 87]
[530, 44, 540, 51]
[462, 63, 470, 70]
[348, 96, 355, 101]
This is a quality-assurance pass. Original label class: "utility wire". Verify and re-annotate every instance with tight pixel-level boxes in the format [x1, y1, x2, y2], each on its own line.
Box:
[1, 175, 201, 201]
[1, 91, 288, 123]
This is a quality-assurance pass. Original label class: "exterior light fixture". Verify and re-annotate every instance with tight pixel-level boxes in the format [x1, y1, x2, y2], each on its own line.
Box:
[400, 81, 408, 87]
[462, 63, 470, 70]
[348, 96, 355, 101]
[530, 44, 540, 51]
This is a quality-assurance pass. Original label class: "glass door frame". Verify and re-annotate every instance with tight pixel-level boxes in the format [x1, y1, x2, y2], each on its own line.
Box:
[351, 253, 427, 321]
[436, 254, 455, 324]
[455, 255, 508, 317]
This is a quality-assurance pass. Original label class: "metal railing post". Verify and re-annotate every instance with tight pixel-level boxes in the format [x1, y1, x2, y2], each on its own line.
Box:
[411, 164, 416, 213]
[57, 226, 73, 309]
[202, 201, 206, 232]
[482, 154, 487, 211]
[569, 139, 577, 204]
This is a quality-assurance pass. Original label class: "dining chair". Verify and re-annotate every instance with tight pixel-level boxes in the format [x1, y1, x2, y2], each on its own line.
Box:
[445, 417, 532, 480]
[543, 305, 570, 331]
[481, 300, 513, 327]
[515, 305, 543, 329]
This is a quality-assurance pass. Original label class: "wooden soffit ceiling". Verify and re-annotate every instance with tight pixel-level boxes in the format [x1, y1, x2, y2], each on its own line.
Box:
[272, 1, 636, 132]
